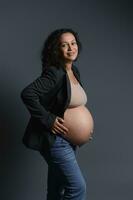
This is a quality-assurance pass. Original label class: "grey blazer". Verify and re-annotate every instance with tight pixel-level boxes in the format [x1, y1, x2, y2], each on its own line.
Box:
[20, 64, 84, 152]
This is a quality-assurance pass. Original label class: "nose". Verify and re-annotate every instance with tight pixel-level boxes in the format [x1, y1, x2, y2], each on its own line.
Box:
[68, 44, 73, 51]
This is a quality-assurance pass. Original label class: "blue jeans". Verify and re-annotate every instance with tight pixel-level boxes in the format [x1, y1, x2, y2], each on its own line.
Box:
[40, 134, 86, 200]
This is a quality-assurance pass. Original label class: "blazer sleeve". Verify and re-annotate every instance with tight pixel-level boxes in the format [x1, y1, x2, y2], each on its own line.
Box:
[20, 66, 60, 131]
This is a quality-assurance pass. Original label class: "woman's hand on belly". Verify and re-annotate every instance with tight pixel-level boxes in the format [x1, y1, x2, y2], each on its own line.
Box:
[51, 116, 69, 135]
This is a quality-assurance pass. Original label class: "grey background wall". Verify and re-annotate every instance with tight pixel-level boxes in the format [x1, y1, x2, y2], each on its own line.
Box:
[0, 0, 132, 200]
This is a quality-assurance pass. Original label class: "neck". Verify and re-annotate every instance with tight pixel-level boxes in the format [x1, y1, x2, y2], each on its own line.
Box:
[64, 62, 73, 72]
[60, 59, 74, 73]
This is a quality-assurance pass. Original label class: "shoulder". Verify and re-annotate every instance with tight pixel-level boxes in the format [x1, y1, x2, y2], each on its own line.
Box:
[21, 66, 64, 96]
[41, 65, 65, 79]
[39, 65, 65, 87]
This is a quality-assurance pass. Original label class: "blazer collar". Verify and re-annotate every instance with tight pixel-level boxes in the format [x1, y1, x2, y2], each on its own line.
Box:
[41, 64, 83, 87]
[71, 65, 84, 88]
[60, 63, 82, 86]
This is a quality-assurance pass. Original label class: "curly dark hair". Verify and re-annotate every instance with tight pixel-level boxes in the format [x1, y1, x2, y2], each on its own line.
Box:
[41, 28, 82, 73]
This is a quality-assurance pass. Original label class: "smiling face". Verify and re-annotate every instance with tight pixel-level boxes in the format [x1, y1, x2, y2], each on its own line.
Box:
[58, 32, 78, 64]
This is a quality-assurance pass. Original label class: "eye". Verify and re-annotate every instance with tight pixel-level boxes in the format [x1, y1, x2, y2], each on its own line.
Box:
[61, 43, 67, 48]
[72, 41, 77, 45]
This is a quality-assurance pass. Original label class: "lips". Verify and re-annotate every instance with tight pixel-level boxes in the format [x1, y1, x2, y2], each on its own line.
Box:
[67, 52, 75, 56]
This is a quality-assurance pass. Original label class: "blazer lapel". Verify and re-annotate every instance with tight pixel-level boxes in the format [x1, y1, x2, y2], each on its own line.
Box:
[72, 65, 84, 88]
[63, 71, 71, 111]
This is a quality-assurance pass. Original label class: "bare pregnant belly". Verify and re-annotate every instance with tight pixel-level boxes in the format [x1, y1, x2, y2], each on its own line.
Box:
[63, 105, 94, 146]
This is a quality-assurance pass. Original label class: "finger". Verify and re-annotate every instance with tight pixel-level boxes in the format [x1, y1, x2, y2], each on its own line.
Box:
[54, 126, 67, 135]
[57, 122, 69, 132]
[58, 125, 68, 134]
[57, 117, 64, 123]
[51, 129, 57, 134]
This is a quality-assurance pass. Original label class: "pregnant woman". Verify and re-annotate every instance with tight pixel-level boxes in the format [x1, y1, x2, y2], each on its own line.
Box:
[21, 28, 94, 200]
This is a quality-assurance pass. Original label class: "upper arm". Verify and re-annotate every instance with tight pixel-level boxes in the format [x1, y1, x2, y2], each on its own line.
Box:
[20, 66, 61, 130]
[21, 66, 60, 100]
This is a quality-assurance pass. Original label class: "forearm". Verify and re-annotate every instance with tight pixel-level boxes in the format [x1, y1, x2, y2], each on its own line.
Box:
[21, 90, 57, 130]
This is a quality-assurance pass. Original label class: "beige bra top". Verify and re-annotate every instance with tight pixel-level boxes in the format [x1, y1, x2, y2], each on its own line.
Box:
[68, 81, 87, 108]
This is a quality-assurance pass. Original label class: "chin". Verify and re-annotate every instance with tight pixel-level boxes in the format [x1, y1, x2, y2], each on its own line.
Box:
[65, 59, 75, 63]
[65, 56, 77, 62]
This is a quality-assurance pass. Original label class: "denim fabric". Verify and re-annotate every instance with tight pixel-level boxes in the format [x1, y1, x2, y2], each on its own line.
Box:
[40, 134, 86, 200]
